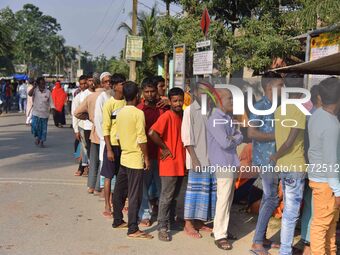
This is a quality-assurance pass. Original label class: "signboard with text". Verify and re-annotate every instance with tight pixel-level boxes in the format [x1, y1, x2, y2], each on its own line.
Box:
[193, 50, 213, 75]
[173, 44, 186, 88]
[125, 35, 143, 61]
[196, 40, 211, 48]
[309, 32, 340, 86]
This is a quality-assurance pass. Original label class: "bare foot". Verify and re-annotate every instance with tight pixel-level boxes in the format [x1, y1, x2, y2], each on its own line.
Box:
[184, 221, 202, 239]
[102, 211, 112, 218]
[302, 245, 311, 255]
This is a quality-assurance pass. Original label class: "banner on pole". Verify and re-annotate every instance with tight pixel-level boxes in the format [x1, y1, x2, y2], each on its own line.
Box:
[125, 35, 143, 61]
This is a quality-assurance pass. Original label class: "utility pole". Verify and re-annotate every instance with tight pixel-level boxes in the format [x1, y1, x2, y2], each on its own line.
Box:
[164, 0, 170, 89]
[78, 45, 81, 70]
[129, 0, 138, 81]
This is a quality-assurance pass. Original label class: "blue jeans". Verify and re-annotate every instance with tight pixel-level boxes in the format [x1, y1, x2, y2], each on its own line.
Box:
[19, 97, 26, 112]
[253, 171, 279, 244]
[280, 172, 305, 255]
[138, 160, 160, 220]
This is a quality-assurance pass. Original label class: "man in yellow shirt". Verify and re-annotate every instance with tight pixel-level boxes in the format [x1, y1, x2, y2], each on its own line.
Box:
[112, 81, 153, 239]
[101, 74, 126, 218]
[270, 73, 307, 255]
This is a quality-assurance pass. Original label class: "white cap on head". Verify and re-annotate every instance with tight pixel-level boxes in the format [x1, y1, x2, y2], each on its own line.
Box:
[100, 72, 111, 82]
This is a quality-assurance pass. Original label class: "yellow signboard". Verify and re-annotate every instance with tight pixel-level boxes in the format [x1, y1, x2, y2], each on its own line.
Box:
[311, 32, 340, 49]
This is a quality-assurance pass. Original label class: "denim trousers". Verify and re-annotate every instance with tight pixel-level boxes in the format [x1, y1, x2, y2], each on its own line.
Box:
[280, 172, 305, 255]
[19, 97, 26, 112]
[253, 171, 279, 244]
[138, 160, 161, 220]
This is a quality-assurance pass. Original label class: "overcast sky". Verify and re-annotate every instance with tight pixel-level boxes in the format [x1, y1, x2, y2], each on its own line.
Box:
[2, 0, 182, 58]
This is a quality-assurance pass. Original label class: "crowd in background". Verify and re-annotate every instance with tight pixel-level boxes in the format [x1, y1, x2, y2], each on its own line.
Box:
[7, 71, 340, 255]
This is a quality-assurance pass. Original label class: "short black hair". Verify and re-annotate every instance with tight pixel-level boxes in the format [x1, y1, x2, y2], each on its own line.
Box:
[152, 76, 165, 86]
[318, 77, 340, 105]
[261, 71, 282, 90]
[310, 85, 320, 105]
[168, 87, 184, 100]
[141, 77, 157, 90]
[284, 73, 304, 88]
[86, 72, 93, 79]
[79, 75, 87, 82]
[36, 77, 45, 84]
[123, 81, 139, 101]
[112, 73, 126, 85]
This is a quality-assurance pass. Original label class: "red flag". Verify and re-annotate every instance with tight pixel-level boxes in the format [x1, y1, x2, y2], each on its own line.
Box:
[200, 8, 211, 37]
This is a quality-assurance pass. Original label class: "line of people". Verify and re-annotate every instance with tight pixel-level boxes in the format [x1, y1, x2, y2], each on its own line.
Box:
[70, 71, 340, 255]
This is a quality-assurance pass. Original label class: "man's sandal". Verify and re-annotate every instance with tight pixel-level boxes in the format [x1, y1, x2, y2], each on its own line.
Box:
[215, 238, 232, 250]
[158, 230, 171, 242]
[127, 231, 153, 240]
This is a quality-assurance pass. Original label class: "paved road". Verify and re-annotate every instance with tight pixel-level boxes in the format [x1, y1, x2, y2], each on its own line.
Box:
[0, 113, 282, 255]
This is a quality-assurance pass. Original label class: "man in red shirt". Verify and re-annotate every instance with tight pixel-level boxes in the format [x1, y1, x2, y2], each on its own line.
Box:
[137, 78, 167, 226]
[149, 87, 186, 242]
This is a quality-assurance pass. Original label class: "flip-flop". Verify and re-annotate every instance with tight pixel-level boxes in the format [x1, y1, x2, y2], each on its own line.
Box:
[249, 249, 271, 255]
[127, 231, 153, 240]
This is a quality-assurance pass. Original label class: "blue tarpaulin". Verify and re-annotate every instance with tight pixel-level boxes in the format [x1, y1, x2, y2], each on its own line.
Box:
[13, 74, 29, 80]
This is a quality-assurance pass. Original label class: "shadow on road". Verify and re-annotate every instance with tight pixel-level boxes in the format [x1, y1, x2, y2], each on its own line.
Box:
[0, 123, 75, 172]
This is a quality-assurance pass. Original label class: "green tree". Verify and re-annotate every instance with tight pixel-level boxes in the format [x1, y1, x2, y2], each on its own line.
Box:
[108, 57, 129, 78]
[0, 7, 16, 75]
[293, 0, 340, 30]
[14, 4, 62, 75]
